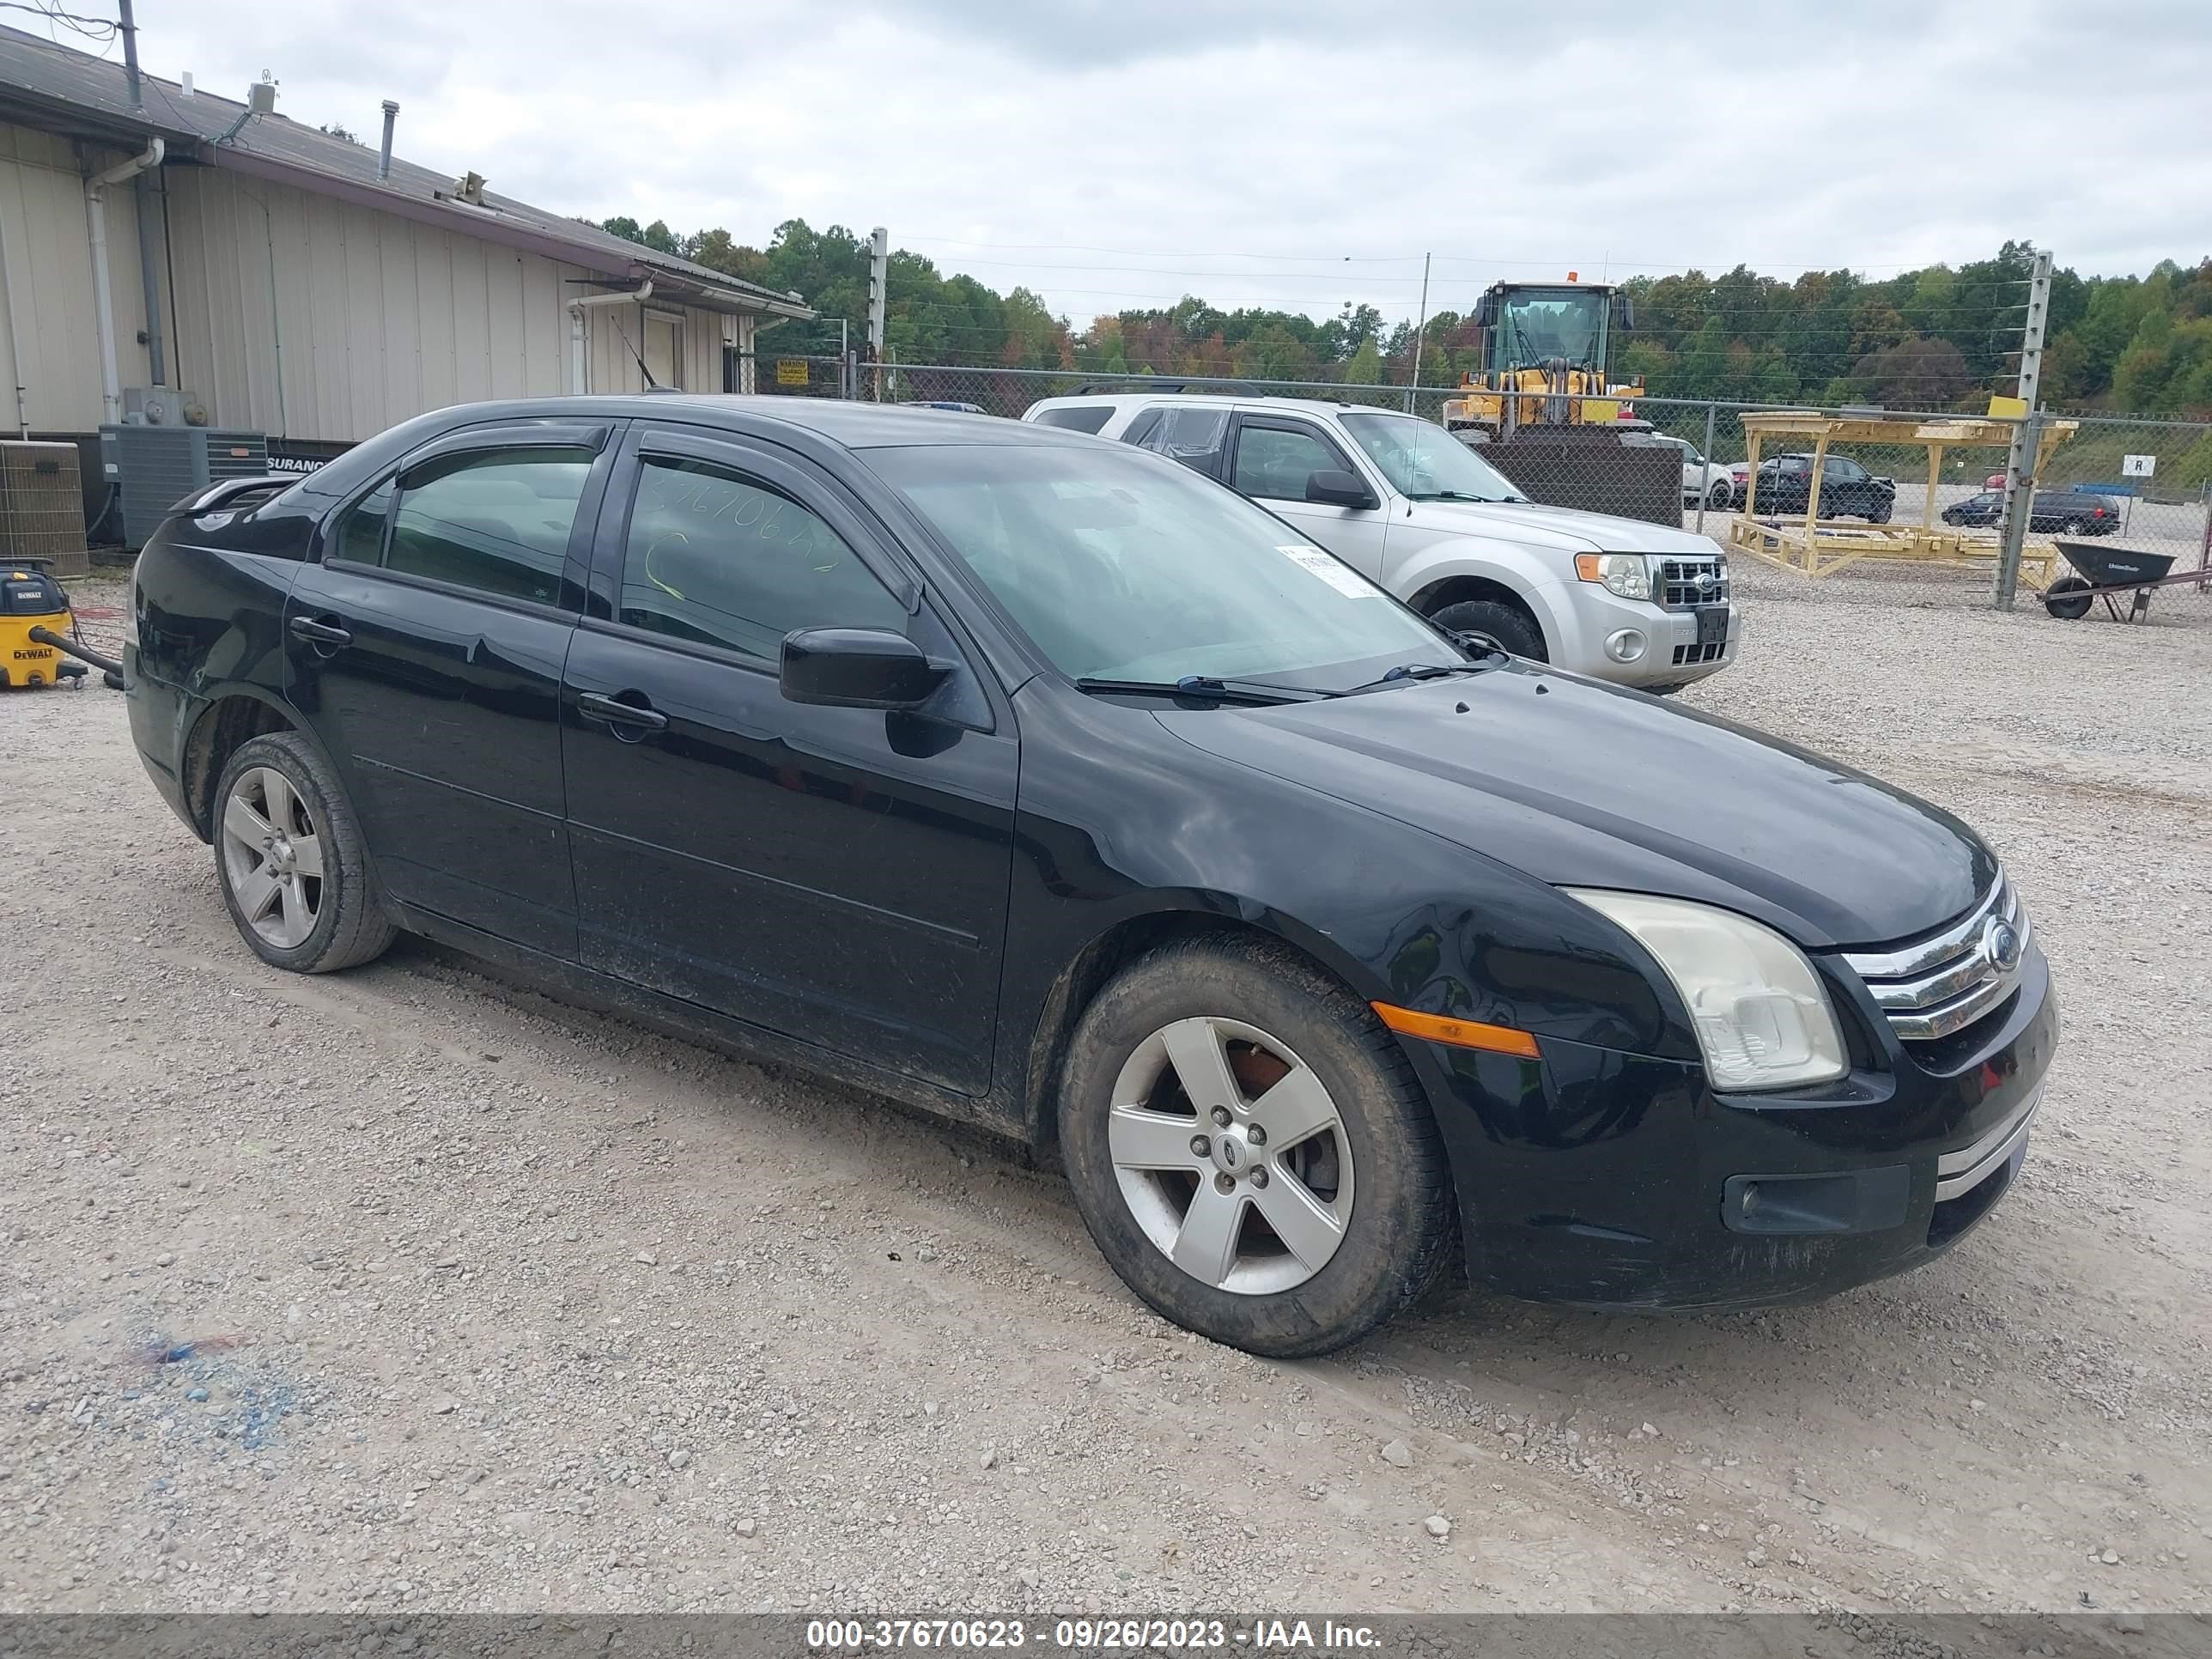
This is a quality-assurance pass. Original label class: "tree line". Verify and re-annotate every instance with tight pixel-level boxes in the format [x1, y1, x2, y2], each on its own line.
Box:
[602, 217, 2212, 418]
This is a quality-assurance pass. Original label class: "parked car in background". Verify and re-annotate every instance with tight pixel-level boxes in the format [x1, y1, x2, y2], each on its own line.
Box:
[124, 394, 2055, 1356]
[1942, 489, 2123, 535]
[1647, 434, 1735, 508]
[1022, 393, 1737, 691]
[1733, 453, 1896, 522]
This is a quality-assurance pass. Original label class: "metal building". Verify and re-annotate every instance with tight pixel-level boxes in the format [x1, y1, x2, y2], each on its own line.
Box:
[0, 23, 813, 472]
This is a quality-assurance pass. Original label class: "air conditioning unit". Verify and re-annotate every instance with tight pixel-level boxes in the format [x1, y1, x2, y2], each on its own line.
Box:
[99, 425, 270, 550]
[0, 441, 88, 577]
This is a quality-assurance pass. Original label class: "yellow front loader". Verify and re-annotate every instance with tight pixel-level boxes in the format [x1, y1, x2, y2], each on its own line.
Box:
[1441, 280, 1647, 440]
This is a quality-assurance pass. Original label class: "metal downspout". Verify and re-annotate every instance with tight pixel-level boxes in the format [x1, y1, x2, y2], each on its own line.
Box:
[0, 200, 27, 435]
[568, 279, 652, 395]
[85, 137, 165, 425]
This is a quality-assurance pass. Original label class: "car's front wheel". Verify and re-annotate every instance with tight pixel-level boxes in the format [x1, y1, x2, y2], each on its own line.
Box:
[1058, 937, 1455, 1357]
[215, 731, 398, 973]
[1706, 479, 1732, 509]
[1429, 598, 1546, 660]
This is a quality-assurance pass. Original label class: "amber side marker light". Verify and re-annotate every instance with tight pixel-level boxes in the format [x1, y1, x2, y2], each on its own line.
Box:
[1371, 1002, 1541, 1058]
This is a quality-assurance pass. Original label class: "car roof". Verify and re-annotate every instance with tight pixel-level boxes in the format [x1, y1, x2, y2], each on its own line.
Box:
[1027, 391, 1411, 419]
[381, 393, 1106, 452]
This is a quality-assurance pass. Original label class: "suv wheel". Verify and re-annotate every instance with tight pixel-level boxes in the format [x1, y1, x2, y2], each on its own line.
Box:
[1058, 938, 1455, 1357]
[1430, 598, 1545, 661]
[215, 732, 398, 973]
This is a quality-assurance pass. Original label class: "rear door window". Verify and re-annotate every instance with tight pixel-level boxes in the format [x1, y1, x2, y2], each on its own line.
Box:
[386, 448, 592, 605]
[1121, 406, 1228, 477]
[1030, 405, 1115, 434]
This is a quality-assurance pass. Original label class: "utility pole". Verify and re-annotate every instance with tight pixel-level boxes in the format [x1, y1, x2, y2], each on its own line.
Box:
[1405, 252, 1431, 413]
[1993, 248, 2054, 610]
[866, 227, 888, 403]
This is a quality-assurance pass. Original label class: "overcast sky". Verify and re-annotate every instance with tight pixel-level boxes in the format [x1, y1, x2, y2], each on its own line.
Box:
[127, 0, 2210, 328]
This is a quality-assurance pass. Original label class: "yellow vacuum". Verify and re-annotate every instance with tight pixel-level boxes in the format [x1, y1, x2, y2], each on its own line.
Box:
[0, 563, 123, 690]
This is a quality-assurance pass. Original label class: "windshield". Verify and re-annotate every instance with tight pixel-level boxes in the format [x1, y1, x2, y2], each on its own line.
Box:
[1498, 289, 1607, 367]
[1339, 413, 1526, 502]
[867, 443, 1453, 686]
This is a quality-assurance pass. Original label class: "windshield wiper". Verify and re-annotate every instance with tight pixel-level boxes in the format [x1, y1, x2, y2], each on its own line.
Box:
[1340, 638, 1510, 696]
[1074, 674, 1335, 706]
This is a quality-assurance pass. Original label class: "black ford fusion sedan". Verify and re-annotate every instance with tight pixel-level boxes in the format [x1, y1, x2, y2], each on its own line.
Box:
[125, 397, 2057, 1356]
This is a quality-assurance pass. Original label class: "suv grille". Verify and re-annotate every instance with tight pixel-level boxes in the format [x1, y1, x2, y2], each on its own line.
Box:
[1657, 555, 1729, 611]
[1842, 873, 2030, 1042]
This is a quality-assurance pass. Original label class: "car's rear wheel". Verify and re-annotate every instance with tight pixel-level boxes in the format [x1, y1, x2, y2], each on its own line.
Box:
[215, 732, 397, 973]
[1430, 597, 1545, 661]
[1058, 937, 1455, 1357]
[2062, 516, 2090, 535]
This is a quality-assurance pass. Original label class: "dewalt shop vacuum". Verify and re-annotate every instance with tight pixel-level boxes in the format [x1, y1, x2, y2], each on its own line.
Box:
[1, 563, 125, 690]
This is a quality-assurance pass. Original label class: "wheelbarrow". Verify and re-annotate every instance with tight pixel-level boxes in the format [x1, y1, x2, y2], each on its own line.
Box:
[2043, 541, 2197, 622]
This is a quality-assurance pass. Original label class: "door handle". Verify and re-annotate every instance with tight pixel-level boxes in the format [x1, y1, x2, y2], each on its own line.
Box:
[576, 690, 670, 737]
[289, 614, 352, 649]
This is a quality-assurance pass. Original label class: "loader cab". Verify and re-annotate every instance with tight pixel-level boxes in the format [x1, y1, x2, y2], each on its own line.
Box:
[1474, 283, 1632, 374]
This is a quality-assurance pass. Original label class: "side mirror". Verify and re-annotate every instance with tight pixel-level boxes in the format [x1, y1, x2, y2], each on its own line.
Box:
[780, 628, 951, 711]
[1614, 292, 1635, 331]
[1305, 468, 1378, 510]
[1473, 292, 1498, 328]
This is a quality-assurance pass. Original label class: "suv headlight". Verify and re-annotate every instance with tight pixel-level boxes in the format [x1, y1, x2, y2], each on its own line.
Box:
[1565, 890, 1848, 1091]
[1573, 552, 1653, 601]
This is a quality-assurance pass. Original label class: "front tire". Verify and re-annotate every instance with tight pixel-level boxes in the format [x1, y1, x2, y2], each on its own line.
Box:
[1706, 479, 1732, 509]
[1429, 597, 1546, 661]
[1058, 938, 1455, 1357]
[215, 731, 398, 973]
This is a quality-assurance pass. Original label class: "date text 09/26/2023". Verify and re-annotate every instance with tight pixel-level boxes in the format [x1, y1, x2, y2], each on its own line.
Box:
[805, 1618, 1384, 1650]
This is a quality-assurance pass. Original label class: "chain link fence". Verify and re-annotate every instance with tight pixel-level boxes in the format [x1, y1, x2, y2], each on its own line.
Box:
[781, 362, 2209, 602]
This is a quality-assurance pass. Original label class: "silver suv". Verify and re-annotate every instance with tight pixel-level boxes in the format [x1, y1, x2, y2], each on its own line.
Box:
[1024, 393, 1738, 690]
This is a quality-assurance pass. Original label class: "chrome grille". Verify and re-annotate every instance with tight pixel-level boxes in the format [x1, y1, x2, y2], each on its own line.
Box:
[1656, 555, 1729, 611]
[1842, 873, 2031, 1042]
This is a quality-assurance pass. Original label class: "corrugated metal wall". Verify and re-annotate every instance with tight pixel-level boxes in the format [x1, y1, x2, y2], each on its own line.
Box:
[167, 165, 733, 442]
[0, 121, 152, 431]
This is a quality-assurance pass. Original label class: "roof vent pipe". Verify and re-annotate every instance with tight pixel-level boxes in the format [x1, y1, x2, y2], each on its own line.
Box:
[378, 100, 398, 182]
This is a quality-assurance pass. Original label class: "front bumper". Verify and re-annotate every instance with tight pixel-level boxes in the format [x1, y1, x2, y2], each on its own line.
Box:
[1547, 583, 1740, 689]
[1402, 945, 2058, 1312]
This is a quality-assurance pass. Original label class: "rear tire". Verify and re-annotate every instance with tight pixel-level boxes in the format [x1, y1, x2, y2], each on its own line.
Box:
[1430, 598, 1546, 661]
[2044, 575, 2094, 620]
[1058, 937, 1455, 1357]
[214, 732, 398, 973]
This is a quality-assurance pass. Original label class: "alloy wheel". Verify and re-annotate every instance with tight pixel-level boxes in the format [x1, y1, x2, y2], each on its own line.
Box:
[220, 766, 325, 949]
[1106, 1016, 1355, 1296]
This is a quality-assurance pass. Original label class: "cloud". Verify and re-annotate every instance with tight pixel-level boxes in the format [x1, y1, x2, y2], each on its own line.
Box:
[137, 0, 2210, 329]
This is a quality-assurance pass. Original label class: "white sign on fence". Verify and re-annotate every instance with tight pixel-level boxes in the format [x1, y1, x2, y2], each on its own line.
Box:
[2121, 453, 2156, 477]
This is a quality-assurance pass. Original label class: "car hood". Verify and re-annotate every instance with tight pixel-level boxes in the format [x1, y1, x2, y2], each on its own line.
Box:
[1404, 498, 1721, 556]
[1157, 665, 1993, 950]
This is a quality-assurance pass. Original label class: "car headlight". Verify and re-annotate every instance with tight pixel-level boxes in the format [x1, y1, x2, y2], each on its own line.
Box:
[1572, 552, 1653, 601]
[1564, 890, 1848, 1091]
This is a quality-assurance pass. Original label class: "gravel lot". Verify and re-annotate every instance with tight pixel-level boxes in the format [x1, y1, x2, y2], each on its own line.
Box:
[3, 563, 2208, 1618]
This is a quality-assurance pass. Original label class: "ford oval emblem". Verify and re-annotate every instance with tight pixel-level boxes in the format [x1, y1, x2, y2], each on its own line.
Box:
[1984, 918, 2022, 972]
